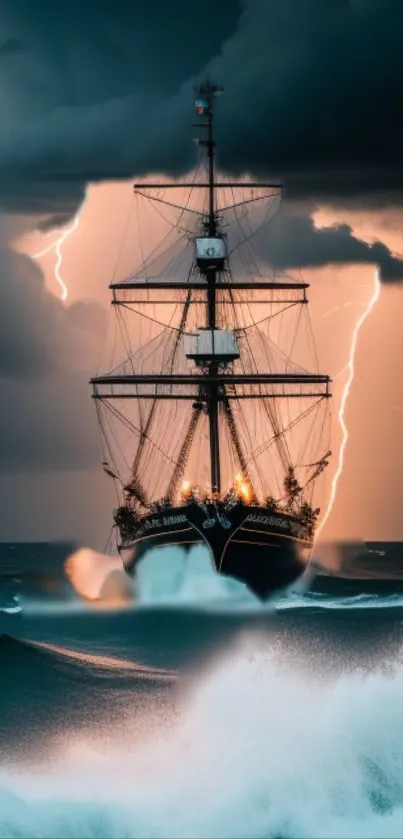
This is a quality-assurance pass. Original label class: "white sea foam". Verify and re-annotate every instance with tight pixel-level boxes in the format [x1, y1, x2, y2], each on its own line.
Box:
[64, 543, 259, 609]
[1, 638, 403, 838]
[135, 544, 255, 606]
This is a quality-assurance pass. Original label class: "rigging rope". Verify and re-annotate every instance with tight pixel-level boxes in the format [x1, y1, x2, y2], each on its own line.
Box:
[166, 405, 203, 501]
[222, 392, 253, 488]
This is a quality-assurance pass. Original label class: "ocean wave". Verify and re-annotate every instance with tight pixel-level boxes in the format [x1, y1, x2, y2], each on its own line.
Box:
[1, 639, 403, 838]
[276, 591, 403, 611]
[0, 633, 176, 762]
[0, 634, 173, 681]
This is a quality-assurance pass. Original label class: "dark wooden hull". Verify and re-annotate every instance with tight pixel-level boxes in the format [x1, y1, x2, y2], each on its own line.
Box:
[119, 503, 312, 600]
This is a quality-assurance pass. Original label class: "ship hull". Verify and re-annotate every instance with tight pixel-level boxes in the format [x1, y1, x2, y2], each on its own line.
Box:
[119, 503, 312, 600]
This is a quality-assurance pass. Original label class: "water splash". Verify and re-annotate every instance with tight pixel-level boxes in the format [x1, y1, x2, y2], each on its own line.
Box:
[1, 638, 403, 838]
[65, 544, 255, 609]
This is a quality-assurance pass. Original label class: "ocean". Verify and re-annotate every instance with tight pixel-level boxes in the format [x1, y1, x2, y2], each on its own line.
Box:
[1, 543, 403, 838]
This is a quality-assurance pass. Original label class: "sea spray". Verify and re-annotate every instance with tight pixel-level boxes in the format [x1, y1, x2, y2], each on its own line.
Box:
[65, 544, 253, 607]
[2, 637, 403, 838]
[65, 548, 132, 603]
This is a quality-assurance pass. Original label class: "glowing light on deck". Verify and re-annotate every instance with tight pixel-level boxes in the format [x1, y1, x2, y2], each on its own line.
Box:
[181, 480, 192, 497]
[317, 268, 381, 537]
[234, 473, 251, 502]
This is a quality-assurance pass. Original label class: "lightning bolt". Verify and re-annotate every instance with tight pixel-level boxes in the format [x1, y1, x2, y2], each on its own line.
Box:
[317, 267, 381, 537]
[31, 214, 81, 302]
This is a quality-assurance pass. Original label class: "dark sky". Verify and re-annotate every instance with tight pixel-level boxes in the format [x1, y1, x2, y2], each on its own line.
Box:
[0, 0, 402, 216]
[0, 0, 402, 542]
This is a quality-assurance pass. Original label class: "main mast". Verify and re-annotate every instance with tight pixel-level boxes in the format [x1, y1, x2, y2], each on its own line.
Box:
[196, 81, 222, 493]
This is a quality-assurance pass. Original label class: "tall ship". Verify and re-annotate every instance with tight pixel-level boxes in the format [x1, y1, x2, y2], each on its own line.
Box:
[91, 83, 332, 600]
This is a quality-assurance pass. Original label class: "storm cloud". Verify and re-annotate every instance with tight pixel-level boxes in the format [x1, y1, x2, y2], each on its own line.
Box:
[256, 209, 403, 282]
[0, 216, 106, 470]
[0, 0, 241, 216]
[0, 217, 105, 378]
[0, 0, 402, 220]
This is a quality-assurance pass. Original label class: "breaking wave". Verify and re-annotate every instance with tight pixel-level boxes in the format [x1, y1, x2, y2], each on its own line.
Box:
[1, 637, 403, 838]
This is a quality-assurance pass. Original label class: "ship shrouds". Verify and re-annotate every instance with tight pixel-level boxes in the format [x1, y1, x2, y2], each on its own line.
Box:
[90, 82, 332, 599]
